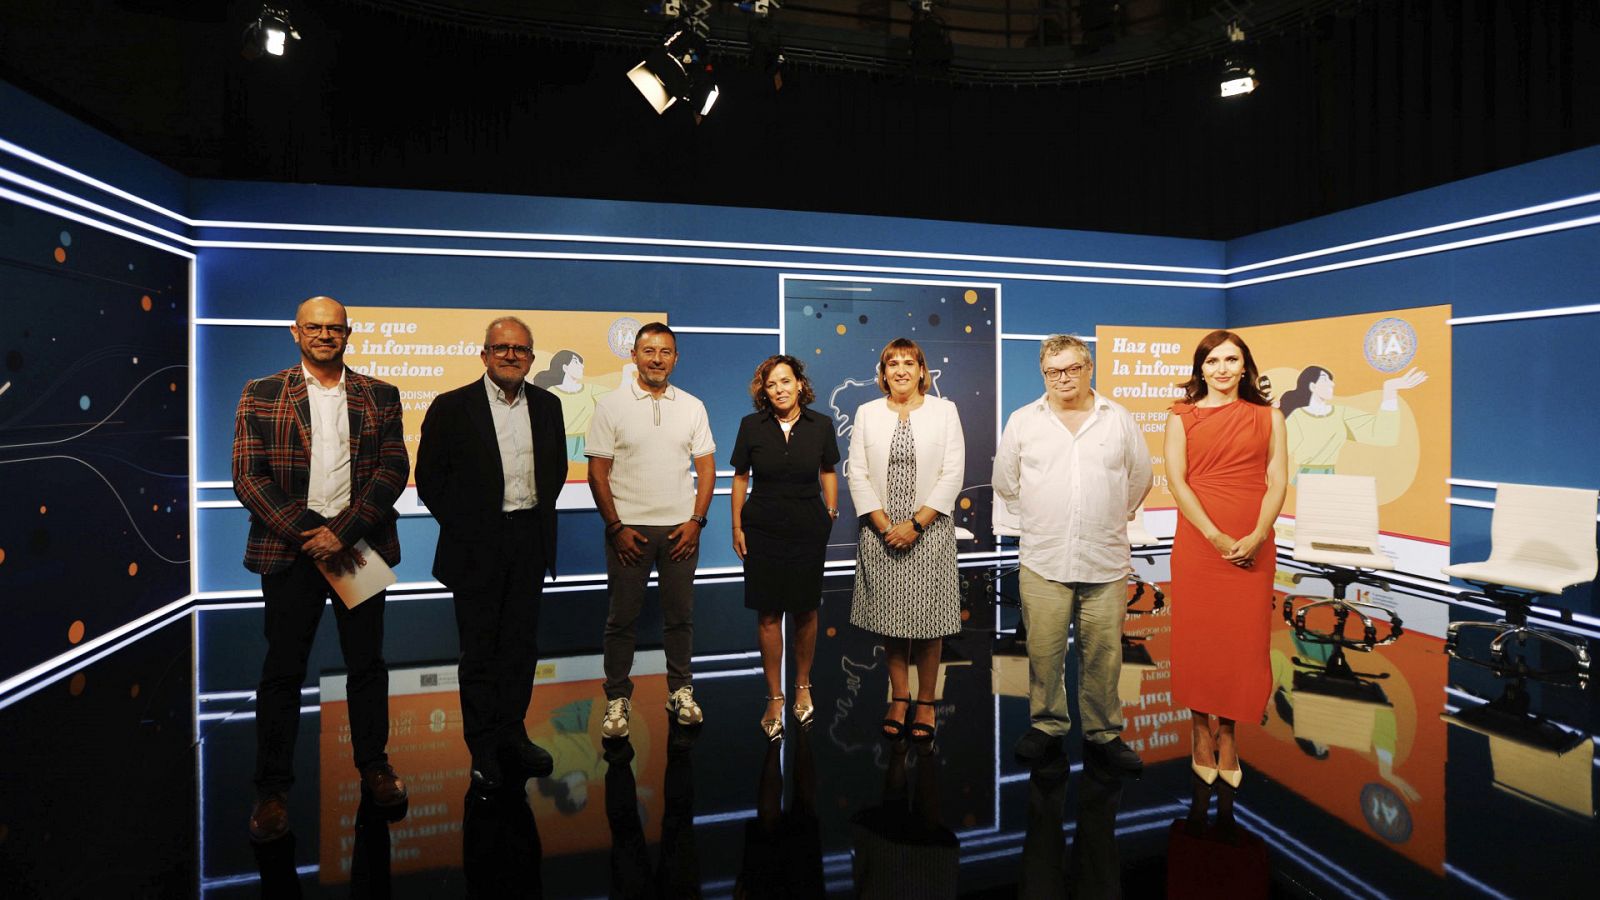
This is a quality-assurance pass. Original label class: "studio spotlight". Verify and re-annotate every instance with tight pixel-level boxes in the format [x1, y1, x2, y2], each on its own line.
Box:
[691, 66, 720, 121]
[628, 26, 720, 119]
[242, 5, 301, 60]
[1220, 20, 1258, 97]
[627, 30, 696, 114]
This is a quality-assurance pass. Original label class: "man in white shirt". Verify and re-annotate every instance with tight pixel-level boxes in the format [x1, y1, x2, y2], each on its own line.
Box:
[993, 334, 1152, 774]
[585, 322, 716, 739]
[416, 317, 568, 791]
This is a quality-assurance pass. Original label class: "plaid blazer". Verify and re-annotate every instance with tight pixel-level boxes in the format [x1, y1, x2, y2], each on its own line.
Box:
[232, 366, 409, 575]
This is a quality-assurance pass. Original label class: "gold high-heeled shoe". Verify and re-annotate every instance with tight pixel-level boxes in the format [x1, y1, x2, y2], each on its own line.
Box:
[1218, 767, 1242, 788]
[760, 694, 785, 742]
[793, 683, 815, 730]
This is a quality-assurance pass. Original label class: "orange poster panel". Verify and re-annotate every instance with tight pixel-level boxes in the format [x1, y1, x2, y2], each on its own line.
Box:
[343, 308, 666, 483]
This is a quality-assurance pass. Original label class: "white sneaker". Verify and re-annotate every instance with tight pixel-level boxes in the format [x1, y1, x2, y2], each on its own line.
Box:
[602, 697, 631, 738]
[666, 685, 703, 725]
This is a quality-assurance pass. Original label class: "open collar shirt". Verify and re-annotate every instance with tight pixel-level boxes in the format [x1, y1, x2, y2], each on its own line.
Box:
[302, 364, 352, 518]
[992, 390, 1153, 584]
[584, 379, 716, 526]
[483, 373, 537, 511]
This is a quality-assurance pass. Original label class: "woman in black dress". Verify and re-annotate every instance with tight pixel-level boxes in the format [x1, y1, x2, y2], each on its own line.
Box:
[730, 355, 841, 741]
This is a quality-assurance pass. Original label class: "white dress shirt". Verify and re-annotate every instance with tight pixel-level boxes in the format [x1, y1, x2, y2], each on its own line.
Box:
[584, 380, 716, 526]
[303, 365, 351, 518]
[992, 391, 1153, 584]
[484, 374, 537, 511]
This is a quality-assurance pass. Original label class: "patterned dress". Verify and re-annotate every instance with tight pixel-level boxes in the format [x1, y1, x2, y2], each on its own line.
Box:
[849, 419, 962, 639]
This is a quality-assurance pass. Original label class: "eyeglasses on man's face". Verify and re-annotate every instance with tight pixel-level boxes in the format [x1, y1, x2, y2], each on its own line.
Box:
[1043, 362, 1091, 382]
[297, 322, 348, 338]
[487, 343, 534, 359]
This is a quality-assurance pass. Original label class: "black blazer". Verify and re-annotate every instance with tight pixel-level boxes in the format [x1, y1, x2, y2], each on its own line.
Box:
[416, 378, 567, 589]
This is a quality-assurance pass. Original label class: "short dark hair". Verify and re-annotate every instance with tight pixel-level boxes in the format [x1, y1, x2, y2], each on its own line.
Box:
[875, 338, 931, 395]
[633, 321, 676, 348]
[1177, 329, 1268, 406]
[749, 355, 816, 413]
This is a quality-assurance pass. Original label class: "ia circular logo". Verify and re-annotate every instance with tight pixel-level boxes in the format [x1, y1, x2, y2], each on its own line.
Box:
[1359, 782, 1413, 843]
[1363, 317, 1417, 373]
[607, 316, 644, 360]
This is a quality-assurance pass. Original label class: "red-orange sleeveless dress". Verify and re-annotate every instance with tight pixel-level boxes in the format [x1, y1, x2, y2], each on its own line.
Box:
[1169, 400, 1275, 723]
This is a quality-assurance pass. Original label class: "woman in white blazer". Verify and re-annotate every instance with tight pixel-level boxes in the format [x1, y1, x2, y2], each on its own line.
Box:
[846, 338, 965, 742]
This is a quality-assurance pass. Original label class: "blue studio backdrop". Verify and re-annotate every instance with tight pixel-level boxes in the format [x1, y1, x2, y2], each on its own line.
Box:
[1, 78, 1597, 711]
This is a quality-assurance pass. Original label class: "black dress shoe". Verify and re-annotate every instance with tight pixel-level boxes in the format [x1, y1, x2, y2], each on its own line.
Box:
[1085, 736, 1144, 777]
[248, 791, 290, 843]
[360, 763, 409, 808]
[504, 739, 554, 778]
[1012, 726, 1061, 763]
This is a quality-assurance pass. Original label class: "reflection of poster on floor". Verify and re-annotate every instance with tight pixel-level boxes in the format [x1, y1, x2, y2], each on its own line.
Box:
[780, 276, 999, 559]
[1239, 602, 1448, 876]
[343, 306, 665, 510]
[1096, 305, 1451, 576]
[316, 653, 669, 883]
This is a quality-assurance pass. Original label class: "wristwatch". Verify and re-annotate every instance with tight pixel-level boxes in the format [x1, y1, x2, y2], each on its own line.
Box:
[689, 514, 708, 527]
[911, 518, 926, 534]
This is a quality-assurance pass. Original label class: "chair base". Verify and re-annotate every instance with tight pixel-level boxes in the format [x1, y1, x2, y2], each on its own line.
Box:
[1445, 583, 1591, 690]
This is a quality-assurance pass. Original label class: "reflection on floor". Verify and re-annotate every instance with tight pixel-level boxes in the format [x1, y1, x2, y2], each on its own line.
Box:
[1, 570, 1596, 898]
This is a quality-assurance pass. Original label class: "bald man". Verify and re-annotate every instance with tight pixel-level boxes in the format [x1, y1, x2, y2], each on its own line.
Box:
[232, 296, 410, 842]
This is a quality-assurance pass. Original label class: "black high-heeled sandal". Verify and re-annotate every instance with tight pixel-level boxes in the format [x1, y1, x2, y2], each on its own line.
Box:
[881, 696, 911, 740]
[908, 699, 937, 743]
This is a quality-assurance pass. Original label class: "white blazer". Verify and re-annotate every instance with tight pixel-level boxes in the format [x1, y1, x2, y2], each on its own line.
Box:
[847, 395, 966, 517]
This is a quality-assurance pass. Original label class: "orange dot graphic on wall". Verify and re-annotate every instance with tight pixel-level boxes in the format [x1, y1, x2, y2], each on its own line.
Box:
[835, 324, 847, 335]
[69, 673, 86, 696]
[68, 620, 86, 644]
[0, 547, 6, 566]
[53, 247, 66, 263]
[964, 290, 978, 304]
[128, 562, 139, 577]
[959, 497, 972, 509]
[38, 505, 47, 515]
[140, 295, 153, 312]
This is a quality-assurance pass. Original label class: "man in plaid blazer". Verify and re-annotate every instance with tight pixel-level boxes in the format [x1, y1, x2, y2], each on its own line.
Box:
[233, 296, 410, 842]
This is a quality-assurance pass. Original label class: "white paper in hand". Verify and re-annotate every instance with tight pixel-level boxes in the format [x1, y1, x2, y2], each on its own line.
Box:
[317, 539, 397, 609]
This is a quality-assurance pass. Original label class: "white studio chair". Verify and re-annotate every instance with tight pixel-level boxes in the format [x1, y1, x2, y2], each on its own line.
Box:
[1281, 475, 1404, 687]
[1442, 483, 1596, 689]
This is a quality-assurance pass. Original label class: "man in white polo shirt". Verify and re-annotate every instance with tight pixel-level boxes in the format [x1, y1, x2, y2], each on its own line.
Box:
[993, 333, 1152, 775]
[586, 322, 716, 738]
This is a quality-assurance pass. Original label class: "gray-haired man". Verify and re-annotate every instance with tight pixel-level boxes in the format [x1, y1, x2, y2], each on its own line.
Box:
[993, 334, 1152, 773]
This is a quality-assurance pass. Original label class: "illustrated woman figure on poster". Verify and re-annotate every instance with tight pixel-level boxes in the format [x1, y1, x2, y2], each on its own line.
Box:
[532, 349, 611, 461]
[1277, 365, 1427, 481]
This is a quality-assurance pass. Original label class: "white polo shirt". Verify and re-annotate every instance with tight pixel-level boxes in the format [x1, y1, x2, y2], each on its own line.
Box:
[585, 380, 716, 526]
[992, 391, 1153, 584]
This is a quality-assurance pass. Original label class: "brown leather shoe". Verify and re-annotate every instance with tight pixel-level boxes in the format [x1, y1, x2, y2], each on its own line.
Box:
[361, 763, 408, 808]
[248, 792, 289, 843]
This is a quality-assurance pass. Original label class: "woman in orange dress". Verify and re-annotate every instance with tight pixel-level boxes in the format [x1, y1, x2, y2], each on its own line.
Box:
[1164, 330, 1287, 824]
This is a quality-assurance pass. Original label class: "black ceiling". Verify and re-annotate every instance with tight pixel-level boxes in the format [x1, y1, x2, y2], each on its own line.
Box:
[1, 0, 1595, 240]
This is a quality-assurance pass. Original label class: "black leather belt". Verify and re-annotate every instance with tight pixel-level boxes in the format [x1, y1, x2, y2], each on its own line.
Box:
[502, 507, 539, 520]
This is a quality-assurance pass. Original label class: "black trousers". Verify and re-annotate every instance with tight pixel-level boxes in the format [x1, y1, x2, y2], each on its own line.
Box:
[255, 554, 389, 793]
[453, 513, 545, 759]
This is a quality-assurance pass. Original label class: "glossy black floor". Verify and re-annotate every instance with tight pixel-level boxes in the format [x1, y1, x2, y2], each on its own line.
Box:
[2, 569, 1597, 898]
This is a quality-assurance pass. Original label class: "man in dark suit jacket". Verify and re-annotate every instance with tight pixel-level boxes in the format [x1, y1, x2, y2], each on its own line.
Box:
[416, 315, 567, 790]
[232, 296, 410, 843]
